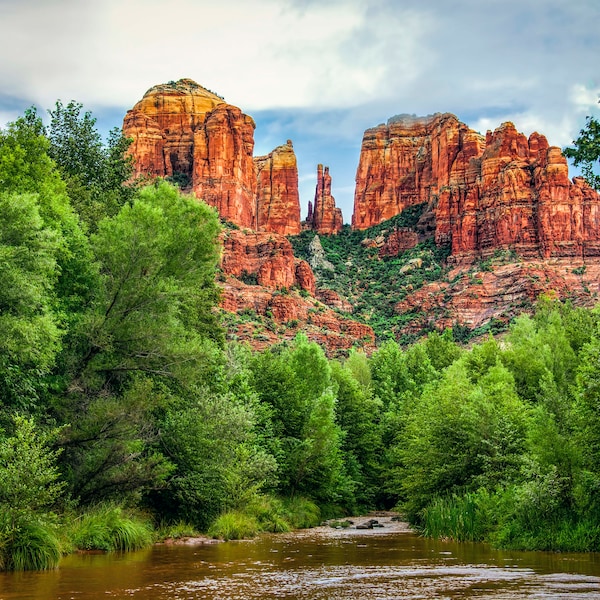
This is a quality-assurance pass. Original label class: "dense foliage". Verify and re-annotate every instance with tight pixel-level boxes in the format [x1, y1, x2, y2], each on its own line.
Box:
[1, 104, 600, 569]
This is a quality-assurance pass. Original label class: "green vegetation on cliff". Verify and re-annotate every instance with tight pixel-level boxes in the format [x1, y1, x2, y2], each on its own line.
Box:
[290, 204, 451, 343]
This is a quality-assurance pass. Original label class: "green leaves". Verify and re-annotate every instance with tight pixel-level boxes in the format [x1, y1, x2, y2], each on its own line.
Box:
[564, 114, 600, 191]
[77, 181, 222, 390]
[0, 416, 65, 518]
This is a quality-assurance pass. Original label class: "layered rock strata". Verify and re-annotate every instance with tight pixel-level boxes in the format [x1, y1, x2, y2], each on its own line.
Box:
[219, 230, 374, 355]
[307, 165, 343, 234]
[123, 79, 301, 233]
[255, 141, 301, 235]
[220, 230, 315, 294]
[352, 113, 600, 261]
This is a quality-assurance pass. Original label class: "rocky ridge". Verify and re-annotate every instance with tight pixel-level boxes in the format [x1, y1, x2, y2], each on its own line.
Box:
[352, 113, 600, 262]
[124, 81, 600, 346]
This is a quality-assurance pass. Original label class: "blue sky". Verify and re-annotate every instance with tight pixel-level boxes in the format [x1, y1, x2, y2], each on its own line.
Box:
[1, 0, 598, 221]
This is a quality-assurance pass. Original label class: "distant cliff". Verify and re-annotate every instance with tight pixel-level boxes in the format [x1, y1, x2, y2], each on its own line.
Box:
[352, 113, 600, 261]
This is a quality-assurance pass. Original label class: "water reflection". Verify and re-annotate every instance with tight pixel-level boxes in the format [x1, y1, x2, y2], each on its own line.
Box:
[1, 523, 599, 599]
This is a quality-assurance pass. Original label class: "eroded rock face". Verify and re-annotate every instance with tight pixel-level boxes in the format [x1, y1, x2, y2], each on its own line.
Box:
[352, 113, 600, 262]
[123, 79, 226, 181]
[220, 229, 315, 295]
[124, 79, 302, 233]
[220, 278, 375, 356]
[395, 260, 600, 335]
[192, 104, 257, 227]
[255, 141, 301, 235]
[307, 164, 343, 234]
[352, 113, 485, 231]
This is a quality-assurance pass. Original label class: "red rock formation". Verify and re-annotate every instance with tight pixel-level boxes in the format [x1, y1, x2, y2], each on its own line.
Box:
[352, 113, 484, 230]
[395, 260, 600, 335]
[352, 113, 600, 262]
[255, 140, 301, 235]
[124, 79, 302, 234]
[192, 104, 257, 228]
[307, 165, 343, 234]
[123, 79, 226, 180]
[378, 228, 419, 257]
[220, 229, 315, 294]
[220, 278, 375, 356]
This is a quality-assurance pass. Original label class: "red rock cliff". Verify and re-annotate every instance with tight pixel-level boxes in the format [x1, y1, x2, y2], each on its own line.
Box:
[123, 79, 301, 234]
[255, 140, 301, 236]
[307, 164, 343, 234]
[352, 113, 600, 261]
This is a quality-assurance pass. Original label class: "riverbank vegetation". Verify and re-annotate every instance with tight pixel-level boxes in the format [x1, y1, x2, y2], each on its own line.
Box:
[2, 104, 600, 570]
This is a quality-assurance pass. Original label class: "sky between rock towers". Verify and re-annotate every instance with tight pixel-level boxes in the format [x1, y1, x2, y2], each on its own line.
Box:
[0, 0, 598, 222]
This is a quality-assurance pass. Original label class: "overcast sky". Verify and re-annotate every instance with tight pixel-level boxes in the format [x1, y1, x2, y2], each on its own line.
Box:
[1, 0, 598, 221]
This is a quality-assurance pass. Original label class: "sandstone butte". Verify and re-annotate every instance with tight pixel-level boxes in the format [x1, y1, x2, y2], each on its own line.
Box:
[306, 164, 343, 235]
[123, 78, 301, 235]
[351, 112, 600, 334]
[352, 112, 600, 262]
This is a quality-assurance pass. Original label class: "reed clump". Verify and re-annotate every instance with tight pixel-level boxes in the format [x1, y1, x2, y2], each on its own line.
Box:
[66, 505, 153, 552]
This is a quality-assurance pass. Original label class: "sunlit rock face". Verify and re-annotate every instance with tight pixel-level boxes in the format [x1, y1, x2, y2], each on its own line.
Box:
[352, 113, 600, 261]
[124, 79, 301, 234]
[307, 164, 343, 235]
[255, 140, 301, 236]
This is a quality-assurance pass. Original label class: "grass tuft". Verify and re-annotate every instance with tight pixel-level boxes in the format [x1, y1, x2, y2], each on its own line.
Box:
[67, 505, 153, 552]
[208, 511, 259, 541]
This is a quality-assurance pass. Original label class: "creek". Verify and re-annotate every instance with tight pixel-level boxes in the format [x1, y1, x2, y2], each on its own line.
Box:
[1, 516, 599, 599]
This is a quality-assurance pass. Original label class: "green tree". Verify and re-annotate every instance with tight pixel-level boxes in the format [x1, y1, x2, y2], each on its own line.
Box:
[74, 181, 222, 392]
[156, 390, 276, 529]
[249, 335, 350, 506]
[331, 360, 383, 508]
[0, 416, 65, 523]
[54, 182, 223, 505]
[397, 355, 528, 520]
[0, 112, 97, 409]
[564, 110, 600, 190]
[46, 101, 135, 230]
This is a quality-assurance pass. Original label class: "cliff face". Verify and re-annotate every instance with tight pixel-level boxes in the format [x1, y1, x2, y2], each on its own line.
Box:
[123, 79, 301, 234]
[220, 229, 315, 294]
[352, 113, 485, 231]
[219, 229, 375, 355]
[122, 79, 226, 181]
[352, 113, 600, 262]
[255, 141, 301, 236]
[307, 165, 343, 234]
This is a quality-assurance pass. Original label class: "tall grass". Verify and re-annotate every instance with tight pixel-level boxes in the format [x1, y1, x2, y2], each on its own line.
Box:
[0, 513, 61, 571]
[208, 511, 259, 541]
[247, 496, 291, 533]
[67, 505, 153, 552]
[420, 490, 496, 542]
[281, 496, 321, 529]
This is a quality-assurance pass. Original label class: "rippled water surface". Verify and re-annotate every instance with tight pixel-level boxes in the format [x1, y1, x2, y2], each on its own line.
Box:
[2, 518, 600, 599]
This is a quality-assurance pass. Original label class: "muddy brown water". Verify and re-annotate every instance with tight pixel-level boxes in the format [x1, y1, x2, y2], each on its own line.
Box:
[1, 516, 600, 599]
